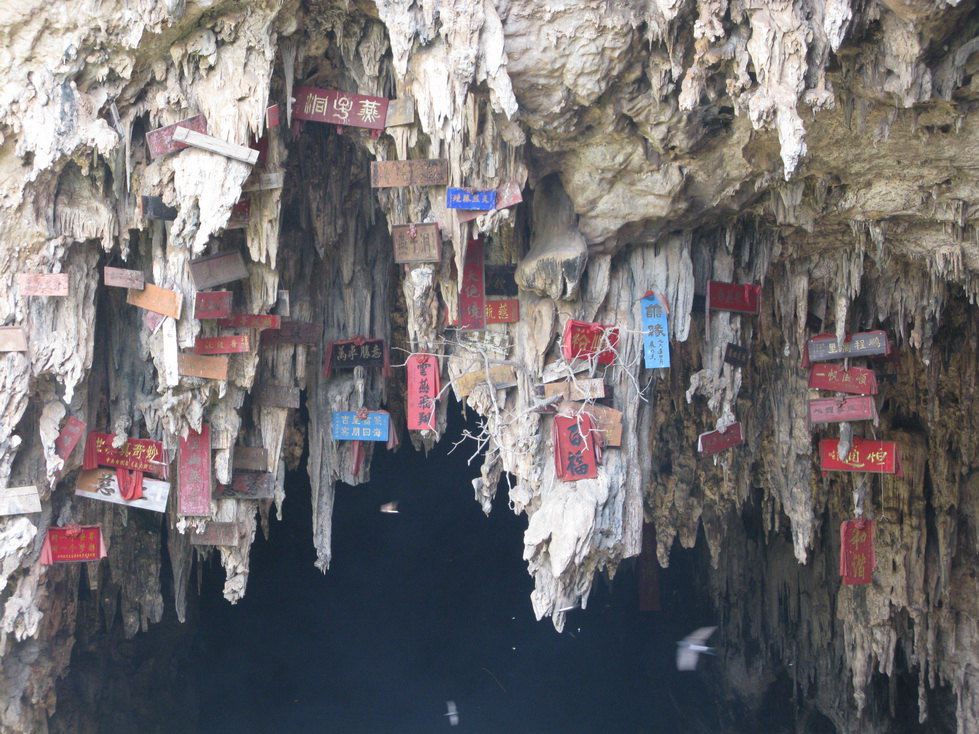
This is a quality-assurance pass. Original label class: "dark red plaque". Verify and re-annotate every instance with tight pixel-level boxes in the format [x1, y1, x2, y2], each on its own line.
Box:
[292, 86, 389, 131]
[808, 396, 878, 425]
[83, 433, 166, 478]
[41, 526, 106, 564]
[177, 426, 211, 516]
[145, 114, 207, 159]
[485, 299, 519, 324]
[707, 281, 761, 315]
[458, 237, 486, 330]
[553, 414, 599, 481]
[195, 291, 233, 319]
[194, 335, 250, 354]
[55, 416, 87, 461]
[406, 354, 440, 431]
[819, 438, 900, 475]
[217, 314, 281, 330]
[324, 337, 389, 377]
[697, 423, 744, 456]
[215, 472, 275, 500]
[808, 364, 878, 395]
[840, 519, 875, 585]
[561, 320, 619, 366]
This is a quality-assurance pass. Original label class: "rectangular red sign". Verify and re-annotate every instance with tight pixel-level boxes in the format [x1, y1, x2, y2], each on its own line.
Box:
[458, 238, 486, 330]
[808, 396, 878, 424]
[194, 291, 233, 319]
[18, 273, 69, 297]
[808, 364, 878, 395]
[83, 433, 166, 477]
[707, 281, 761, 315]
[215, 472, 275, 500]
[407, 354, 440, 431]
[697, 423, 744, 456]
[145, 114, 207, 159]
[554, 414, 599, 481]
[41, 526, 106, 564]
[293, 86, 389, 130]
[178, 426, 211, 516]
[485, 299, 519, 324]
[840, 519, 875, 585]
[217, 313, 281, 330]
[806, 330, 891, 363]
[55, 416, 86, 461]
[819, 438, 899, 474]
[194, 335, 250, 354]
[561, 319, 619, 366]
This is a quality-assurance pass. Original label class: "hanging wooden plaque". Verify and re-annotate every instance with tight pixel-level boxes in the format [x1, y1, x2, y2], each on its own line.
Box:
[370, 159, 449, 188]
[457, 330, 510, 356]
[707, 281, 762, 315]
[127, 283, 182, 319]
[562, 401, 623, 447]
[254, 384, 301, 410]
[171, 127, 259, 165]
[459, 237, 486, 330]
[194, 335, 250, 355]
[562, 319, 619, 366]
[534, 378, 607, 402]
[233, 447, 268, 472]
[194, 291, 233, 319]
[104, 267, 144, 290]
[0, 327, 28, 352]
[18, 273, 68, 297]
[446, 188, 496, 211]
[406, 354, 439, 431]
[141, 195, 177, 221]
[215, 472, 275, 500]
[55, 416, 87, 461]
[145, 114, 207, 159]
[808, 396, 878, 425]
[83, 432, 167, 477]
[818, 438, 900, 475]
[392, 223, 441, 264]
[41, 526, 106, 564]
[806, 331, 891, 363]
[331, 411, 391, 442]
[266, 104, 281, 128]
[177, 353, 228, 381]
[177, 426, 211, 516]
[217, 313, 281, 330]
[190, 251, 249, 290]
[189, 522, 239, 546]
[75, 469, 170, 514]
[292, 86, 389, 130]
[385, 97, 415, 127]
[840, 519, 875, 585]
[723, 343, 749, 369]
[325, 337, 387, 375]
[242, 172, 285, 192]
[0, 485, 42, 516]
[485, 299, 519, 324]
[456, 182, 524, 223]
[260, 320, 320, 347]
[808, 364, 879, 395]
[697, 423, 744, 456]
[451, 365, 517, 399]
[485, 265, 517, 297]
[553, 414, 599, 481]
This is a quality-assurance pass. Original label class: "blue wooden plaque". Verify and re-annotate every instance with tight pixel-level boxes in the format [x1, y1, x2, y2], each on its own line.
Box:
[331, 411, 390, 442]
[640, 292, 670, 369]
[446, 188, 496, 211]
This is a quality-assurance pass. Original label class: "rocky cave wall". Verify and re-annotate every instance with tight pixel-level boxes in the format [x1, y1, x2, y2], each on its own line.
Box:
[2, 0, 979, 731]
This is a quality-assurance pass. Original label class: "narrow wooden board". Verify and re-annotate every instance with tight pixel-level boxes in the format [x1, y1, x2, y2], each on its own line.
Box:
[242, 171, 285, 192]
[561, 401, 623, 447]
[145, 114, 207, 159]
[260, 320, 320, 347]
[0, 327, 28, 352]
[194, 335, 250, 354]
[127, 283, 182, 319]
[370, 159, 448, 188]
[172, 126, 259, 165]
[452, 365, 517, 399]
[293, 86, 389, 130]
[232, 447, 268, 472]
[189, 522, 239, 546]
[189, 251, 249, 290]
[177, 353, 228, 380]
[104, 267, 144, 290]
[0, 485, 42, 516]
[217, 314, 281, 330]
[54, 416, 86, 461]
[254, 384, 300, 410]
[18, 273, 68, 297]
[536, 378, 606, 402]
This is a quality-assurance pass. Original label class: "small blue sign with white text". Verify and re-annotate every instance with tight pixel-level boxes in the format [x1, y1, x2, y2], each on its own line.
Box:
[640, 292, 670, 369]
[332, 411, 390, 442]
[446, 188, 496, 211]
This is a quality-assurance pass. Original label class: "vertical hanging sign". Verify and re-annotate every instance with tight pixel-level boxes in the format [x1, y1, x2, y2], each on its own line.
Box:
[640, 291, 670, 369]
[178, 425, 211, 516]
[458, 238, 486, 330]
[553, 415, 599, 481]
[406, 354, 440, 431]
[840, 519, 875, 585]
[55, 417, 87, 461]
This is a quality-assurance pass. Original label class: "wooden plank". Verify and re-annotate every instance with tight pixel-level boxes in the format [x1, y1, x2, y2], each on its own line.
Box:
[385, 97, 415, 127]
[194, 335, 250, 354]
[260, 320, 320, 347]
[254, 383, 300, 410]
[707, 281, 761, 315]
[145, 114, 207, 159]
[697, 423, 744, 456]
[242, 171, 285, 192]
[141, 195, 177, 221]
[127, 283, 182, 319]
[275, 290, 290, 317]
[452, 365, 517, 399]
[0, 485, 42, 516]
[536, 378, 606, 402]
[807, 331, 891, 362]
[819, 438, 899, 474]
[808, 396, 878, 424]
[74, 469, 170, 514]
[392, 223, 441, 264]
[266, 104, 280, 129]
[232, 447, 268, 472]
[177, 353, 228, 380]
[540, 359, 590, 384]
[217, 313, 281, 330]
[370, 159, 449, 188]
[326, 338, 386, 373]
[0, 327, 28, 352]
[456, 182, 524, 223]
[485, 299, 519, 324]
[293, 86, 389, 130]
[189, 522, 239, 546]
[808, 364, 878, 395]
[84, 432, 167, 477]
[194, 291, 233, 319]
[457, 330, 510, 356]
[215, 472, 275, 500]
[18, 273, 68, 297]
[459, 237, 485, 330]
[189, 251, 249, 290]
[724, 343, 749, 368]
[561, 401, 622, 447]
[172, 126, 259, 165]
[104, 267, 144, 290]
[178, 426, 211, 516]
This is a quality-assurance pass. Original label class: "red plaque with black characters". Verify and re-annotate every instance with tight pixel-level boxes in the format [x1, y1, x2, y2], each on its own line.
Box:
[553, 414, 599, 481]
[41, 526, 107, 564]
[561, 320, 619, 366]
[406, 354, 439, 431]
[707, 281, 761, 315]
[808, 364, 878, 395]
[819, 438, 900, 475]
[177, 426, 211, 516]
[83, 433, 166, 478]
[293, 86, 389, 131]
[840, 519, 875, 585]
[145, 114, 207, 159]
[697, 423, 744, 456]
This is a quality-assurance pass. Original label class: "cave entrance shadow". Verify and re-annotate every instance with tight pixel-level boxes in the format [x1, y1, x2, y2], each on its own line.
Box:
[190, 406, 720, 734]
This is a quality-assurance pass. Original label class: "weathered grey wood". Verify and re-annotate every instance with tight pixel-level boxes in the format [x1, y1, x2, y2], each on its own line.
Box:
[189, 251, 249, 290]
[232, 447, 268, 472]
[254, 383, 300, 409]
[242, 171, 285, 192]
[385, 97, 415, 126]
[189, 522, 239, 546]
[172, 126, 259, 165]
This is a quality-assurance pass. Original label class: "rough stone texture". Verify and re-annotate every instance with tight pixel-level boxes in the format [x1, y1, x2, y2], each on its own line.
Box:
[0, 0, 978, 731]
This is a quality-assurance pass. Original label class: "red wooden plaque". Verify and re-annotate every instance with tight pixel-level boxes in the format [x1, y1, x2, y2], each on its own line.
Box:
[260, 320, 321, 347]
[41, 526, 106, 564]
[561, 319, 619, 366]
[195, 291, 233, 319]
[807, 396, 878, 425]
[819, 438, 900, 475]
[104, 267, 144, 290]
[707, 281, 761, 315]
[18, 273, 69, 297]
[55, 416, 87, 461]
[486, 299, 519, 324]
[840, 519, 875, 585]
[215, 472, 275, 500]
[406, 354, 440, 431]
[697, 423, 744, 456]
[369, 160, 449, 188]
[83, 432, 167, 478]
[553, 414, 599, 481]
[194, 335, 250, 354]
[808, 364, 878, 395]
[266, 104, 281, 129]
[293, 86, 389, 131]
[217, 313, 281, 330]
[806, 331, 891, 363]
[459, 237, 486, 330]
[178, 426, 211, 516]
[145, 114, 207, 159]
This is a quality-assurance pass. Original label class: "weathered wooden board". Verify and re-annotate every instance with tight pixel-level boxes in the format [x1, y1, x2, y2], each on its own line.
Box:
[0, 327, 29, 352]
[260, 320, 320, 347]
[18, 273, 68, 297]
[104, 267, 144, 290]
[536, 378, 606, 402]
[457, 329, 511, 356]
[190, 251, 249, 290]
[177, 353, 228, 380]
[392, 223, 441, 264]
[485, 265, 518, 296]
[74, 469, 170, 514]
[266, 104, 281, 128]
[242, 171, 285, 192]
[807, 331, 891, 362]
[127, 283, 182, 319]
[189, 522, 239, 546]
[456, 182, 524, 223]
[452, 365, 517, 399]
[385, 97, 415, 127]
[254, 383, 300, 410]
[194, 335, 250, 354]
[293, 86, 389, 130]
[215, 472, 275, 500]
[145, 114, 207, 159]
[808, 396, 878, 424]
[553, 414, 598, 481]
[840, 518, 875, 585]
[194, 291, 233, 319]
[0, 485, 42, 516]
[172, 126, 259, 165]
[698, 423, 744, 456]
[724, 343, 749, 368]
[217, 313, 281, 330]
[561, 401, 623, 447]
[141, 195, 177, 221]
[232, 447, 268, 472]
[808, 364, 879, 395]
[459, 237, 485, 330]
[707, 281, 762, 315]
[370, 159, 448, 188]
